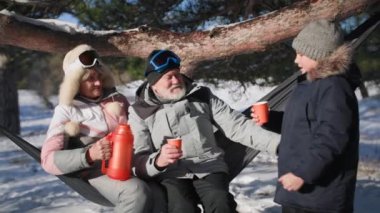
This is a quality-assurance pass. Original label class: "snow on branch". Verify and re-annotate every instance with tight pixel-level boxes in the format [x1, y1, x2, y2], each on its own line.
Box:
[0, 0, 378, 73]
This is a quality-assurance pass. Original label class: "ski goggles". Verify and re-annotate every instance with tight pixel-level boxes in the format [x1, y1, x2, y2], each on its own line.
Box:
[78, 50, 100, 68]
[145, 50, 181, 76]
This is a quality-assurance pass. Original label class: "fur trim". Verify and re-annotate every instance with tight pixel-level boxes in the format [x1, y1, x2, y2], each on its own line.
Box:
[64, 121, 81, 137]
[62, 44, 94, 75]
[314, 44, 352, 80]
[105, 102, 123, 117]
[59, 65, 87, 106]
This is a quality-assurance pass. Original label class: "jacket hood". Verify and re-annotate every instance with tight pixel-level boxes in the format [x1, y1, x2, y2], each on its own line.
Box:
[312, 44, 352, 80]
[59, 44, 115, 106]
[309, 43, 362, 90]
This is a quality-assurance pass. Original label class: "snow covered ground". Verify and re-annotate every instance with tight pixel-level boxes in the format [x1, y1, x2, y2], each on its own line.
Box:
[1, 80, 379, 213]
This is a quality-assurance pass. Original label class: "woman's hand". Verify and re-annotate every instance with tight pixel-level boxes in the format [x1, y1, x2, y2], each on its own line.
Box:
[87, 137, 112, 162]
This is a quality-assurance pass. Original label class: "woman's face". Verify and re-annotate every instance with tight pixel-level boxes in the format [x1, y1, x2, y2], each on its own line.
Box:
[79, 69, 103, 99]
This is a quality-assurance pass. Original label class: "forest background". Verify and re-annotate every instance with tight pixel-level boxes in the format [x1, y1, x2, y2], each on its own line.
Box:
[0, 0, 379, 133]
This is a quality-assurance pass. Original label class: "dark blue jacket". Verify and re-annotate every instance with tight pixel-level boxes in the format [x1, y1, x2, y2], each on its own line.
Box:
[274, 75, 359, 212]
[270, 46, 360, 213]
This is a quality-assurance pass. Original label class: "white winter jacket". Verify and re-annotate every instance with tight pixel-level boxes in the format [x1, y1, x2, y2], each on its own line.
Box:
[41, 89, 129, 175]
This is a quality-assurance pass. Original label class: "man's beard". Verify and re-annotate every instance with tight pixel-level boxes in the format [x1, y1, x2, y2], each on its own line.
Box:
[155, 84, 186, 102]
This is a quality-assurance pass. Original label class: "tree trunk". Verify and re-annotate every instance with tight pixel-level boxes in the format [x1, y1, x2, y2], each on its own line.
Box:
[0, 51, 20, 134]
[0, 0, 378, 73]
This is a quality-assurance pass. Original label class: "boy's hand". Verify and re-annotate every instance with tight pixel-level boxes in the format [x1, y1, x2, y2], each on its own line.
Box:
[279, 172, 304, 191]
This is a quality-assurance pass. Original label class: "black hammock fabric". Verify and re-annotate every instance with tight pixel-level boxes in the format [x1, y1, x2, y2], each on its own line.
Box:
[0, 13, 378, 207]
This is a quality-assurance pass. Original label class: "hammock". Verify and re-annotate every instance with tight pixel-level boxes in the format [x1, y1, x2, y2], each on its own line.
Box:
[0, 13, 378, 207]
[0, 126, 115, 206]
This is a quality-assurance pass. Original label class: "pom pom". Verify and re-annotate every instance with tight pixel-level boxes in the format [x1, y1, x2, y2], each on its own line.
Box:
[64, 121, 81, 137]
[105, 102, 123, 117]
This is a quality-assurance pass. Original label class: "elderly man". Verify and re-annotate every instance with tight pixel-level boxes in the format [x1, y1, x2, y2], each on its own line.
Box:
[129, 49, 280, 213]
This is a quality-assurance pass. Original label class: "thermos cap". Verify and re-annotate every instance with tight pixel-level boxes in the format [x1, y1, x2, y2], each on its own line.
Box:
[115, 124, 130, 135]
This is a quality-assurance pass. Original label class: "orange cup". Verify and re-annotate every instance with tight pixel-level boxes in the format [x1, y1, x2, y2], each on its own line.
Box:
[167, 138, 182, 150]
[252, 101, 269, 125]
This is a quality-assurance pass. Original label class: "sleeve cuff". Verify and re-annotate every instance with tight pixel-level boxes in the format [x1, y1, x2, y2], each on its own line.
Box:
[146, 152, 166, 177]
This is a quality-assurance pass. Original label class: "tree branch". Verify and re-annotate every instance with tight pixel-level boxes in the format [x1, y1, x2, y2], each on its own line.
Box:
[1, 0, 63, 6]
[0, 0, 378, 72]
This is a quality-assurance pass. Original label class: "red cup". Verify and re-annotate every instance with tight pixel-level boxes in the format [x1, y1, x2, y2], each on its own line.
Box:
[167, 138, 182, 150]
[252, 101, 269, 125]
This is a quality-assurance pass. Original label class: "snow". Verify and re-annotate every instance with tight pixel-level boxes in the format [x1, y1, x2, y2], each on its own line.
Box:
[1, 80, 379, 213]
[0, 9, 140, 35]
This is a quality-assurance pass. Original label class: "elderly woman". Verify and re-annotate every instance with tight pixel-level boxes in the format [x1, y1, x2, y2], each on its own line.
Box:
[41, 44, 151, 213]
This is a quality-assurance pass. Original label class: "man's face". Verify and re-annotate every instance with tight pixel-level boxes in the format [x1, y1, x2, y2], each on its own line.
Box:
[79, 69, 103, 99]
[151, 68, 186, 101]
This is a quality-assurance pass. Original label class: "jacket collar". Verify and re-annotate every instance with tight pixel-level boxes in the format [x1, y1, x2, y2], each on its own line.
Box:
[311, 44, 352, 80]
[135, 74, 200, 107]
[132, 74, 202, 119]
[73, 87, 118, 105]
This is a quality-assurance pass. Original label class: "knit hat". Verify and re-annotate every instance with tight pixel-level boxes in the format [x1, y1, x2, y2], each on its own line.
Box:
[144, 50, 181, 85]
[59, 44, 115, 106]
[292, 19, 344, 61]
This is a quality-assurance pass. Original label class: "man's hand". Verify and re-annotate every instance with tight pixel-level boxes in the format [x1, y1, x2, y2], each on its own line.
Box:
[87, 137, 112, 162]
[155, 143, 183, 168]
[278, 172, 304, 191]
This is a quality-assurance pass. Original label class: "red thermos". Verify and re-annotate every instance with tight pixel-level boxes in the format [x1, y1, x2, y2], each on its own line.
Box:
[101, 124, 133, 180]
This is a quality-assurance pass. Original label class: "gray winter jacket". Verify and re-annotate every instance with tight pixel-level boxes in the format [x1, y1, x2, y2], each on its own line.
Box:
[129, 78, 280, 180]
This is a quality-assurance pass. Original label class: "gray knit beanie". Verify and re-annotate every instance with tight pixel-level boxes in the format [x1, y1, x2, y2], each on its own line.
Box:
[292, 19, 343, 60]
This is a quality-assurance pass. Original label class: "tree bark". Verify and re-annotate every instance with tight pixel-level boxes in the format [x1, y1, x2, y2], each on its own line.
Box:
[0, 0, 379, 72]
[0, 52, 20, 134]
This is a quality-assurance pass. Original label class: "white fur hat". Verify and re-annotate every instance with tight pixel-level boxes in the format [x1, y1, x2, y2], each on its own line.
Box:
[59, 44, 115, 106]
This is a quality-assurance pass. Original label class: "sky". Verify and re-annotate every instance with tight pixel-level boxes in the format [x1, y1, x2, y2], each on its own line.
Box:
[58, 13, 79, 25]
[0, 80, 379, 213]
